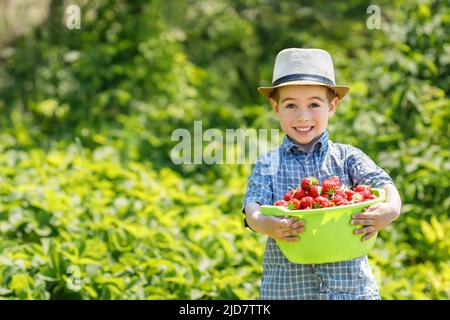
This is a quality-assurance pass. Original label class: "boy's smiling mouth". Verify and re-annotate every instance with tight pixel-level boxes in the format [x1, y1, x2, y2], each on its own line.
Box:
[294, 126, 314, 134]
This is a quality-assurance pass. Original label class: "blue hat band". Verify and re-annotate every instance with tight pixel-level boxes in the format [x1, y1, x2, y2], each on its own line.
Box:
[272, 73, 335, 87]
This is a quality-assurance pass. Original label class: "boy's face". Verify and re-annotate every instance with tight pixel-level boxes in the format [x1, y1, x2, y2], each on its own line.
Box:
[270, 85, 338, 150]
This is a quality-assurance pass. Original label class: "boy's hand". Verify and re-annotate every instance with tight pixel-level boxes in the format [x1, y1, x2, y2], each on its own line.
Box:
[264, 215, 305, 242]
[244, 202, 305, 241]
[351, 202, 400, 241]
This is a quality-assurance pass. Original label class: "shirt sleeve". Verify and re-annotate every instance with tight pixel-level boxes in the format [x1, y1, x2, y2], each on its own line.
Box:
[346, 147, 394, 189]
[241, 155, 274, 221]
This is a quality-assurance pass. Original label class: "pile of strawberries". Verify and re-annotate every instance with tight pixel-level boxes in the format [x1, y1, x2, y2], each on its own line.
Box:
[273, 176, 377, 210]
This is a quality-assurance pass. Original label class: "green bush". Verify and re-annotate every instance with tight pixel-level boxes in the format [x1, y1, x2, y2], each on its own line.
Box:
[0, 145, 263, 299]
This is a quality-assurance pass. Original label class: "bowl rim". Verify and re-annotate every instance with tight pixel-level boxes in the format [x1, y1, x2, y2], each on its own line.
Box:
[261, 188, 386, 216]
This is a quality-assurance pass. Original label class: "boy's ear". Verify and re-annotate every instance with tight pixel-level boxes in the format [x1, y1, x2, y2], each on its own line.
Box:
[328, 96, 339, 117]
[269, 97, 280, 118]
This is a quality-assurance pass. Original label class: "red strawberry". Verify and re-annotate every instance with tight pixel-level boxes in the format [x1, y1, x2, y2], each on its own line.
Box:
[301, 176, 319, 192]
[332, 194, 346, 205]
[300, 188, 309, 198]
[345, 189, 356, 201]
[334, 190, 347, 200]
[312, 196, 328, 208]
[322, 179, 339, 198]
[312, 202, 322, 209]
[274, 200, 288, 207]
[309, 185, 322, 198]
[283, 188, 295, 201]
[358, 190, 371, 199]
[283, 192, 292, 201]
[300, 196, 314, 209]
[329, 176, 341, 187]
[336, 199, 350, 206]
[293, 187, 308, 200]
[355, 185, 372, 193]
[323, 201, 335, 208]
[287, 198, 301, 210]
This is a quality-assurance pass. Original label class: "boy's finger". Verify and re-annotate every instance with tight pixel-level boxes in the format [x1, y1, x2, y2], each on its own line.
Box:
[293, 220, 305, 228]
[289, 216, 298, 223]
[281, 236, 300, 242]
[283, 227, 304, 236]
[276, 219, 292, 229]
[277, 216, 289, 222]
[279, 220, 305, 231]
[276, 217, 304, 230]
[352, 212, 376, 219]
[281, 217, 298, 227]
[354, 226, 377, 235]
[362, 231, 377, 241]
[351, 219, 374, 226]
[363, 204, 378, 212]
[292, 226, 305, 234]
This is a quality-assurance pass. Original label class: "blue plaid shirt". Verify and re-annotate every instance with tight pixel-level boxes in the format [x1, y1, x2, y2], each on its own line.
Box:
[242, 130, 394, 300]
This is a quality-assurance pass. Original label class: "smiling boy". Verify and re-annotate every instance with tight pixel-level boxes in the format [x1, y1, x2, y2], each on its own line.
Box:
[242, 48, 402, 299]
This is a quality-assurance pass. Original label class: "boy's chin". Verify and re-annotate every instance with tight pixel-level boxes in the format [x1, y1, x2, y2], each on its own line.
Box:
[287, 131, 320, 148]
[288, 135, 314, 146]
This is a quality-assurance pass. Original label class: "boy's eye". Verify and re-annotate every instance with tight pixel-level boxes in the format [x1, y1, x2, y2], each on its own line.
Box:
[309, 103, 320, 108]
[286, 103, 297, 109]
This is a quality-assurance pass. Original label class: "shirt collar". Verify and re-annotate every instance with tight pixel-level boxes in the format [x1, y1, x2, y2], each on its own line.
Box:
[280, 130, 329, 155]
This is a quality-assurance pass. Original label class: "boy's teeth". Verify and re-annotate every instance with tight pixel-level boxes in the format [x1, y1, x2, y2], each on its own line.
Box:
[296, 127, 312, 132]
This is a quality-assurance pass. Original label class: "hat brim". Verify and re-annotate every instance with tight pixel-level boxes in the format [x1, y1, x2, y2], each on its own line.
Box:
[258, 80, 350, 100]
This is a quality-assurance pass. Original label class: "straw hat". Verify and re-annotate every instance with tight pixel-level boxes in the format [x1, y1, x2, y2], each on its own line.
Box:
[258, 48, 350, 99]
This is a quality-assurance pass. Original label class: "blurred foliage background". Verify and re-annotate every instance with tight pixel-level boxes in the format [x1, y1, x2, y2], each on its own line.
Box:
[0, 0, 449, 299]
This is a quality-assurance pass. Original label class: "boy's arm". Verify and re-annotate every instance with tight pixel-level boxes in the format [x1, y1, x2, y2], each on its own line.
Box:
[244, 201, 305, 242]
[351, 183, 402, 241]
[382, 183, 402, 219]
[346, 146, 402, 240]
[242, 152, 304, 241]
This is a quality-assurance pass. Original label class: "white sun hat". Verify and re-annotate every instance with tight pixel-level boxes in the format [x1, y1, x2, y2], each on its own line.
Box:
[258, 48, 350, 99]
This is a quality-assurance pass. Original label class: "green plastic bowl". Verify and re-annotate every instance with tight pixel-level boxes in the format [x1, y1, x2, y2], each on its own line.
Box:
[260, 188, 385, 264]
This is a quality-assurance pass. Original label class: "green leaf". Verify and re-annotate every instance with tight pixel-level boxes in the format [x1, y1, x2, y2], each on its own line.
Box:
[421, 221, 436, 243]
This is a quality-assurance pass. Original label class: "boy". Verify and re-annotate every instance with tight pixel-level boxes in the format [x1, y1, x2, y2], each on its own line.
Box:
[242, 48, 402, 300]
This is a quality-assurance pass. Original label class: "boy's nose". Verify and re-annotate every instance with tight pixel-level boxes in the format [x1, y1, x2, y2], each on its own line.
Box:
[295, 108, 311, 121]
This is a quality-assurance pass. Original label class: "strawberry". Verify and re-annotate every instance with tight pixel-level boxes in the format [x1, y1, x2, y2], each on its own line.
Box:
[309, 185, 322, 198]
[274, 200, 288, 207]
[301, 176, 319, 192]
[300, 188, 309, 198]
[293, 187, 308, 200]
[284, 189, 294, 201]
[300, 196, 314, 209]
[345, 189, 356, 201]
[329, 176, 341, 187]
[312, 202, 322, 209]
[322, 179, 339, 198]
[334, 189, 347, 199]
[287, 198, 301, 210]
[312, 196, 328, 208]
[367, 194, 377, 200]
[355, 185, 372, 193]
[332, 194, 346, 205]
[358, 189, 371, 199]
[336, 199, 350, 206]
